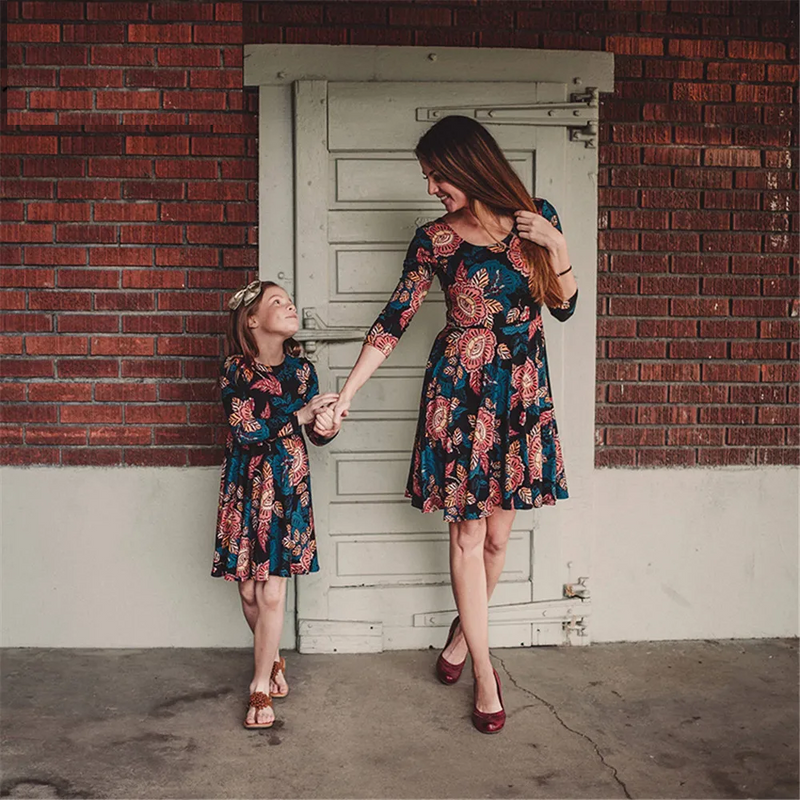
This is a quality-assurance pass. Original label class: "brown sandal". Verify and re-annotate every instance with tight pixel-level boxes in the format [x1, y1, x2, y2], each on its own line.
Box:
[243, 691, 274, 729]
[271, 656, 289, 698]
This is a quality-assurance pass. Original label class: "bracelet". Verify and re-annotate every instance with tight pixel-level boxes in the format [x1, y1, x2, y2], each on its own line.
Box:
[556, 265, 573, 277]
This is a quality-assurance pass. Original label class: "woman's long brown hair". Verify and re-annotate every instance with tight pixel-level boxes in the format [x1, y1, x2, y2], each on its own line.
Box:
[225, 280, 302, 362]
[415, 115, 563, 308]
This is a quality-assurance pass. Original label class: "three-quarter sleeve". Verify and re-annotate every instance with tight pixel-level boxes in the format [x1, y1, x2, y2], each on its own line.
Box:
[537, 198, 579, 323]
[364, 226, 436, 358]
[220, 359, 300, 446]
[302, 360, 338, 447]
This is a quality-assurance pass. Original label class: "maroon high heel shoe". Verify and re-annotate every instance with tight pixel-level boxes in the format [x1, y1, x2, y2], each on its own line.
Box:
[435, 615, 467, 685]
[472, 668, 506, 734]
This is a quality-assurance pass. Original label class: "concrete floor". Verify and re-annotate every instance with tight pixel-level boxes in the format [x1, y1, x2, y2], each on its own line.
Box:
[1, 640, 797, 799]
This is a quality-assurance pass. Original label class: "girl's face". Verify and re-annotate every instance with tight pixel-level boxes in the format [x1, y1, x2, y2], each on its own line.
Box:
[248, 286, 299, 339]
[419, 158, 468, 214]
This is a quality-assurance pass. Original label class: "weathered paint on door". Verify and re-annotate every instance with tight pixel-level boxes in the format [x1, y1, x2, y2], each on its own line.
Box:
[287, 79, 598, 652]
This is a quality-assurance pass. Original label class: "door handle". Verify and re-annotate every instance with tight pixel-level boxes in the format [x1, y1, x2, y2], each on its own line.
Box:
[295, 308, 366, 356]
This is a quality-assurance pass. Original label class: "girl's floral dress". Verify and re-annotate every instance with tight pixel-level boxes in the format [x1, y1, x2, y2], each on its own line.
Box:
[212, 354, 335, 580]
[365, 199, 578, 523]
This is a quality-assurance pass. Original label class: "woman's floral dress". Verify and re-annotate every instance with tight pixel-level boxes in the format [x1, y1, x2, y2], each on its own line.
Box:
[365, 199, 578, 522]
[212, 354, 335, 580]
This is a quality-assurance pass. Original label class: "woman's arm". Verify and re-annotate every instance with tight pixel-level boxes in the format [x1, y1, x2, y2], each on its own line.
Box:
[331, 227, 435, 426]
[515, 200, 578, 321]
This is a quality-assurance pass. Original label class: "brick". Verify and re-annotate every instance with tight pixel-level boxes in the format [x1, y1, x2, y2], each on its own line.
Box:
[122, 314, 183, 333]
[157, 47, 220, 67]
[151, 1, 216, 21]
[222, 249, 257, 269]
[734, 172, 792, 191]
[768, 64, 799, 83]
[58, 181, 121, 200]
[702, 233, 762, 252]
[707, 62, 765, 82]
[186, 225, 245, 246]
[61, 404, 123, 424]
[190, 137, 246, 157]
[699, 407, 756, 425]
[758, 449, 800, 466]
[670, 298, 729, 316]
[58, 314, 119, 333]
[188, 69, 241, 89]
[125, 136, 190, 156]
[640, 276, 698, 295]
[23, 157, 85, 177]
[95, 382, 157, 403]
[187, 181, 246, 201]
[731, 341, 787, 360]
[0, 337, 24, 354]
[155, 160, 217, 180]
[0, 291, 26, 310]
[758, 406, 800, 426]
[124, 448, 187, 467]
[63, 448, 123, 466]
[644, 60, 703, 80]
[698, 448, 756, 466]
[639, 363, 700, 382]
[606, 428, 665, 447]
[59, 67, 125, 88]
[89, 159, 153, 179]
[89, 426, 151, 446]
[185, 314, 225, 333]
[674, 170, 732, 189]
[95, 203, 158, 222]
[704, 149, 761, 168]
[7, 22, 59, 41]
[2, 402, 58, 423]
[672, 210, 729, 230]
[728, 40, 786, 60]
[674, 127, 732, 146]
[121, 359, 182, 378]
[699, 320, 758, 338]
[63, 23, 126, 42]
[219, 161, 256, 180]
[607, 36, 663, 56]
[155, 248, 218, 267]
[90, 336, 154, 356]
[701, 363, 761, 382]
[762, 363, 799, 384]
[1, 224, 53, 243]
[727, 427, 784, 447]
[60, 137, 124, 156]
[641, 232, 700, 251]
[157, 336, 220, 356]
[94, 292, 155, 311]
[637, 319, 698, 338]
[705, 106, 762, 126]
[28, 202, 91, 222]
[702, 191, 759, 210]
[26, 426, 89, 446]
[57, 359, 118, 378]
[123, 181, 184, 201]
[595, 449, 636, 468]
[97, 90, 161, 110]
[1, 358, 54, 377]
[0, 447, 59, 466]
[6, 66, 58, 86]
[730, 385, 786, 405]
[160, 203, 223, 223]
[126, 68, 188, 88]
[596, 406, 637, 425]
[669, 340, 727, 359]
[702, 16, 759, 37]
[641, 190, 700, 209]
[89, 248, 152, 266]
[610, 168, 671, 188]
[128, 23, 192, 43]
[668, 39, 725, 58]
[735, 85, 793, 105]
[637, 449, 697, 467]
[673, 83, 732, 103]
[125, 404, 186, 424]
[58, 269, 119, 288]
[671, 254, 730, 275]
[667, 427, 724, 446]
[91, 45, 155, 65]
[607, 340, 667, 359]
[120, 225, 183, 245]
[609, 210, 669, 229]
[193, 24, 241, 44]
[56, 224, 116, 244]
[735, 212, 790, 232]
[669, 384, 728, 404]
[608, 297, 670, 316]
[0, 313, 53, 332]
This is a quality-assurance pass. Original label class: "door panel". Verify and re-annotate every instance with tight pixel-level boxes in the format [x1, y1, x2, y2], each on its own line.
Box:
[293, 79, 592, 651]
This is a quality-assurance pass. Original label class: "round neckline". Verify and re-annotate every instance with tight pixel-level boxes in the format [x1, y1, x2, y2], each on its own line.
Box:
[439, 218, 515, 248]
[254, 356, 287, 371]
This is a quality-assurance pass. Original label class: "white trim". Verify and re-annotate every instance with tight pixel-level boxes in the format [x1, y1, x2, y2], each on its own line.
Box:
[244, 44, 614, 91]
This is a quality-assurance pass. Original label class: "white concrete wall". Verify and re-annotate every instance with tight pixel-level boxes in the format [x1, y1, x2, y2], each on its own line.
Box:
[1, 466, 797, 647]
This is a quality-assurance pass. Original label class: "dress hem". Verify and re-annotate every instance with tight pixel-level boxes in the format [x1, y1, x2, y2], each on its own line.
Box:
[405, 487, 568, 523]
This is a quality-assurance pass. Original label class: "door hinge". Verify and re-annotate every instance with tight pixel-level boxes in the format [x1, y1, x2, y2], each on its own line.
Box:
[294, 307, 367, 360]
[416, 88, 600, 148]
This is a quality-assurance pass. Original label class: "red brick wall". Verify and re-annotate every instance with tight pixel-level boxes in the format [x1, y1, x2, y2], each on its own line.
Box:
[2, 0, 798, 468]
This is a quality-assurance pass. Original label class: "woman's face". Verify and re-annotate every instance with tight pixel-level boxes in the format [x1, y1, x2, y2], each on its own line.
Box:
[248, 285, 299, 338]
[419, 158, 468, 214]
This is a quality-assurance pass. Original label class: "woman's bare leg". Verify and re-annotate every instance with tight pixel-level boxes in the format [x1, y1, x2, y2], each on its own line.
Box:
[442, 509, 516, 667]
[239, 579, 288, 697]
[448, 517, 501, 714]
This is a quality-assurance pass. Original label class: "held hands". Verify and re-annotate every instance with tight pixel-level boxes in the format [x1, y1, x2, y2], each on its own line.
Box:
[313, 405, 340, 438]
[296, 393, 339, 427]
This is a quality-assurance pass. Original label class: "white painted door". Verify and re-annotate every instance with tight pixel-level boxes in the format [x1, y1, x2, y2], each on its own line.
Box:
[288, 79, 598, 653]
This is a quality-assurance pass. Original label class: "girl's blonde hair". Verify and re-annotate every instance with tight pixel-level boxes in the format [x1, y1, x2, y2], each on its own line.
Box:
[225, 280, 302, 361]
[415, 115, 563, 309]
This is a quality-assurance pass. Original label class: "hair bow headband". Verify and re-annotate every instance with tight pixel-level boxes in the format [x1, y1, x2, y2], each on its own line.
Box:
[227, 280, 262, 311]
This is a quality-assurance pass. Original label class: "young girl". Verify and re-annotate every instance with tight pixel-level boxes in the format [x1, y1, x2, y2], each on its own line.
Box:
[212, 279, 341, 730]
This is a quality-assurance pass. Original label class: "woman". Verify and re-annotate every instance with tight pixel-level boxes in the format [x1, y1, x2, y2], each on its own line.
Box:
[330, 115, 578, 734]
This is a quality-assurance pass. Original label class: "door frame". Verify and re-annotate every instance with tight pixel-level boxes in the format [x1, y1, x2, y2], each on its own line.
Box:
[245, 45, 614, 647]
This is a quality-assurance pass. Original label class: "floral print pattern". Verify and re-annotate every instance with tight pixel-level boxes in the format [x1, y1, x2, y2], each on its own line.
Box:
[365, 198, 578, 522]
[212, 354, 335, 580]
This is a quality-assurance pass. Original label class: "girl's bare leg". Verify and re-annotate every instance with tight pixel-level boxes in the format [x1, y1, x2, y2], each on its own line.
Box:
[442, 509, 516, 667]
[243, 577, 287, 726]
[448, 517, 501, 714]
